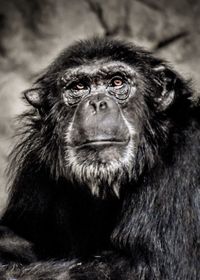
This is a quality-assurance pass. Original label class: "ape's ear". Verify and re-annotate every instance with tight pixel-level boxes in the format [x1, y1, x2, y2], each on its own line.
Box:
[24, 88, 42, 108]
[153, 65, 176, 111]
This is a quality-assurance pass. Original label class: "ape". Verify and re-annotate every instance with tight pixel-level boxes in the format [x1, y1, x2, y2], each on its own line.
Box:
[0, 38, 199, 280]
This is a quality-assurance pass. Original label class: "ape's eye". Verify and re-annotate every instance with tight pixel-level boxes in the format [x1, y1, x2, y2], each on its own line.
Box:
[110, 77, 125, 88]
[71, 82, 88, 91]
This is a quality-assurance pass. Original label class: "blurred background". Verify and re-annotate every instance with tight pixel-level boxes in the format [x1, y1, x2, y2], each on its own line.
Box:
[0, 0, 200, 212]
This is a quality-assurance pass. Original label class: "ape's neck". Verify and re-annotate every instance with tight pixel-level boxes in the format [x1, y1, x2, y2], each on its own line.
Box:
[47, 181, 122, 259]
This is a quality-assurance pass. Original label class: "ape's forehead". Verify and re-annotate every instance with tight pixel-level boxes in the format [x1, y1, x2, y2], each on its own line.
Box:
[62, 61, 136, 80]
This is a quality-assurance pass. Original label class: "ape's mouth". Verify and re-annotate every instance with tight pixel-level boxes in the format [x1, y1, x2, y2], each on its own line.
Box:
[76, 139, 129, 148]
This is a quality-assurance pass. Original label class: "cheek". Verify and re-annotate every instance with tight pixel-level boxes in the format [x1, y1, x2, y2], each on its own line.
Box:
[122, 96, 145, 138]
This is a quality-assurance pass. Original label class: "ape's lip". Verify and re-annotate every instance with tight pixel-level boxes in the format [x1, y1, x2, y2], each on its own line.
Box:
[76, 139, 129, 148]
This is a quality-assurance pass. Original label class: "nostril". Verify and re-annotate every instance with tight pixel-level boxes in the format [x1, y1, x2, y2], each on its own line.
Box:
[99, 101, 107, 110]
[89, 100, 96, 110]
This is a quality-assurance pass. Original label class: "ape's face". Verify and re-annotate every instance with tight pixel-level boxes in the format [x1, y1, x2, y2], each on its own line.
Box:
[59, 60, 143, 197]
[25, 39, 176, 198]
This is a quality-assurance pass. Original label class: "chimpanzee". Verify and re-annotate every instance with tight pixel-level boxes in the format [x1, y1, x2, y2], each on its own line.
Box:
[0, 37, 199, 280]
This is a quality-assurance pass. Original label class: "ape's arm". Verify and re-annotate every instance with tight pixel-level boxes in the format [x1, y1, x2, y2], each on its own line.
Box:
[0, 226, 36, 265]
[0, 226, 132, 280]
[0, 260, 72, 280]
[0, 225, 71, 279]
[67, 252, 133, 280]
[0, 246, 133, 280]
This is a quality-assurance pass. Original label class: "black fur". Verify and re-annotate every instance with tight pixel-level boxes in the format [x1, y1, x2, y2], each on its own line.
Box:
[0, 38, 199, 279]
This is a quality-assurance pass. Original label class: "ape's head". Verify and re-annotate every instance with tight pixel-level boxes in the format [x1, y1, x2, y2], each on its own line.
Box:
[24, 38, 191, 198]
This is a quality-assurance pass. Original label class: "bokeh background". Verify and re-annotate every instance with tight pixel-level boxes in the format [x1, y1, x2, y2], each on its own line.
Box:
[0, 0, 200, 212]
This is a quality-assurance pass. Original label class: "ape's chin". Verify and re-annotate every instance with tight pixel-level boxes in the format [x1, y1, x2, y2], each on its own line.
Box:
[64, 145, 135, 198]
[68, 163, 130, 199]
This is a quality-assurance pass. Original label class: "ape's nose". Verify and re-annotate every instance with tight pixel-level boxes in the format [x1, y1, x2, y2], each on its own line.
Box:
[88, 99, 108, 113]
[86, 94, 118, 115]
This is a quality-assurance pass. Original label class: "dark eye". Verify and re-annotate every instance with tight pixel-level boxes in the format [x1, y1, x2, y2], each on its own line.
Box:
[110, 77, 125, 88]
